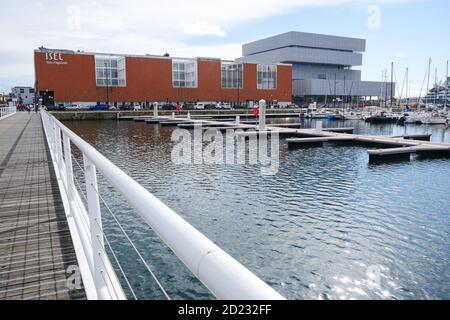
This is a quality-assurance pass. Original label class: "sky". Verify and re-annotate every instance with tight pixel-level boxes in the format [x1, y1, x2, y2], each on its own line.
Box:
[0, 0, 449, 97]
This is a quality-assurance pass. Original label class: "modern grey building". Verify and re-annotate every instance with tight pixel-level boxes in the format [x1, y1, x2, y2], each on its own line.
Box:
[236, 31, 395, 105]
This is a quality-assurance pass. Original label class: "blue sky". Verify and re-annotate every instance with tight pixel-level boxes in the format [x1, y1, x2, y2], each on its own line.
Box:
[0, 0, 448, 96]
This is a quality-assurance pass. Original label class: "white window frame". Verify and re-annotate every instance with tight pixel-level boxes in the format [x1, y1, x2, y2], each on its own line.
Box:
[172, 59, 198, 88]
[221, 62, 243, 89]
[95, 55, 127, 87]
[257, 64, 277, 90]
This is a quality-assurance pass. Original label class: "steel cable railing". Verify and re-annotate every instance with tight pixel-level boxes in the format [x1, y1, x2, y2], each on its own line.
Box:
[40, 110, 285, 300]
[72, 154, 169, 299]
[92, 186, 172, 300]
[71, 156, 138, 300]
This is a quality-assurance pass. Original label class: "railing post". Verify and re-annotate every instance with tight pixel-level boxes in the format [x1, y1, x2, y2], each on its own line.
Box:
[55, 126, 63, 171]
[50, 118, 57, 153]
[63, 134, 74, 206]
[83, 155, 107, 299]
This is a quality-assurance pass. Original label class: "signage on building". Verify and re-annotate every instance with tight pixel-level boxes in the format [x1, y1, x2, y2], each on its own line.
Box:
[46, 52, 68, 65]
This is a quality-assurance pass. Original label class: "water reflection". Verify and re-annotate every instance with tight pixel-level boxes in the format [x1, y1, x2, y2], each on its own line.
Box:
[65, 118, 450, 300]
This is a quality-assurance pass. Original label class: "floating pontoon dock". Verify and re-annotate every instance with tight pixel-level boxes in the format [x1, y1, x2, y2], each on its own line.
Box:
[134, 110, 450, 162]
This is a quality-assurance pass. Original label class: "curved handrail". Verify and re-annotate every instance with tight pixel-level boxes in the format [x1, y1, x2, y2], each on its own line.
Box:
[41, 110, 284, 300]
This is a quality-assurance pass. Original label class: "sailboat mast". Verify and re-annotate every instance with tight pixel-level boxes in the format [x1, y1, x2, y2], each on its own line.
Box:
[380, 70, 384, 108]
[344, 76, 346, 111]
[390, 62, 394, 111]
[434, 68, 438, 106]
[426, 58, 431, 106]
[446, 60, 449, 109]
[334, 73, 337, 109]
[384, 69, 388, 109]
[406, 67, 409, 110]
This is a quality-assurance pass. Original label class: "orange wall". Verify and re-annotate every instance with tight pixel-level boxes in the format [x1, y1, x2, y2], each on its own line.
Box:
[34, 51, 292, 103]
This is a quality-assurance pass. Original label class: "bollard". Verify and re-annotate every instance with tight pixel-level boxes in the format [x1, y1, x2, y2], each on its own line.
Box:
[171, 112, 175, 119]
[315, 121, 323, 133]
[259, 99, 266, 130]
[187, 112, 191, 120]
[236, 115, 240, 125]
[153, 102, 159, 118]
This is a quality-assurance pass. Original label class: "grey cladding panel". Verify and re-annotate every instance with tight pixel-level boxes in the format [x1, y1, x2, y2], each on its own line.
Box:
[243, 31, 366, 56]
[237, 47, 362, 66]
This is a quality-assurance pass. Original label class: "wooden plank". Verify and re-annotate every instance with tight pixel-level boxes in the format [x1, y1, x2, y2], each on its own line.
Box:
[0, 113, 86, 300]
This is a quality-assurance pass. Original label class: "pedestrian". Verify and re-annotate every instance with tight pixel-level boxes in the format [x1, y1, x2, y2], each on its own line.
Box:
[252, 105, 259, 117]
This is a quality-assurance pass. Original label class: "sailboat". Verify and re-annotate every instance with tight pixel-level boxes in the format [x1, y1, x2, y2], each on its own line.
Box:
[419, 110, 448, 125]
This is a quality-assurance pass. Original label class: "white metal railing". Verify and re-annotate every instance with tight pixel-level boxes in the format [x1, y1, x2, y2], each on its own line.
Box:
[0, 106, 17, 120]
[40, 110, 285, 300]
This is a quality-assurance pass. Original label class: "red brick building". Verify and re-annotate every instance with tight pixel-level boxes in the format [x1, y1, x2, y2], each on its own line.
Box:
[34, 48, 292, 106]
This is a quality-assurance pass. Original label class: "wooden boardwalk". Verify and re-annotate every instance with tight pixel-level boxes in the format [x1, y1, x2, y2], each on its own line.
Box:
[0, 113, 85, 300]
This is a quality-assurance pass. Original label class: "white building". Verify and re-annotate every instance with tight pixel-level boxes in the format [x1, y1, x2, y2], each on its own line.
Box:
[11, 86, 35, 105]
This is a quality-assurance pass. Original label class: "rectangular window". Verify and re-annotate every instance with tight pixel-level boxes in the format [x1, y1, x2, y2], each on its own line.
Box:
[221, 62, 243, 89]
[95, 55, 126, 87]
[257, 64, 277, 90]
[172, 59, 197, 88]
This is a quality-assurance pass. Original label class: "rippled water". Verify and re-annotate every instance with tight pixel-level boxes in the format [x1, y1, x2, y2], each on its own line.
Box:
[65, 118, 450, 300]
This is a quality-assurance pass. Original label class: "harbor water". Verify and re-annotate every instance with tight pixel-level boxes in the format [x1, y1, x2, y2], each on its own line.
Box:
[65, 118, 450, 300]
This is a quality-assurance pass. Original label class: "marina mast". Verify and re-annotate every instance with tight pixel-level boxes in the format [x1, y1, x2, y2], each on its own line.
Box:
[446, 60, 449, 109]
[426, 58, 432, 106]
[390, 62, 394, 110]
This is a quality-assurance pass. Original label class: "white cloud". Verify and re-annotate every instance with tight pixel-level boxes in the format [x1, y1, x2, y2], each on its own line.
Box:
[180, 21, 226, 37]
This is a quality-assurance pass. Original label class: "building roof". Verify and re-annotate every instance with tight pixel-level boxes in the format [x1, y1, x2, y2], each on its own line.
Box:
[35, 47, 291, 66]
[242, 31, 366, 56]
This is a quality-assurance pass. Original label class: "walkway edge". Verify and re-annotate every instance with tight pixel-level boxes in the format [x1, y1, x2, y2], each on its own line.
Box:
[40, 113, 99, 300]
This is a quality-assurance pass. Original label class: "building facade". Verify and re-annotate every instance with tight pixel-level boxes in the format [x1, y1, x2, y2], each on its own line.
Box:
[11, 86, 35, 105]
[236, 31, 395, 104]
[422, 77, 450, 106]
[34, 48, 292, 107]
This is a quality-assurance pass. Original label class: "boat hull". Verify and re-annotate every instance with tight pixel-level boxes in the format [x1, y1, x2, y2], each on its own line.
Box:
[364, 117, 398, 123]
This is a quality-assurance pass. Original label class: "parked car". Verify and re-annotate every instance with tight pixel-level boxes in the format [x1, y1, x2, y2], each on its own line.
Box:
[119, 105, 134, 110]
[183, 102, 195, 109]
[89, 104, 109, 110]
[65, 104, 80, 110]
[194, 103, 205, 110]
[216, 102, 231, 109]
[46, 105, 66, 111]
[159, 103, 174, 110]
[205, 103, 217, 109]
